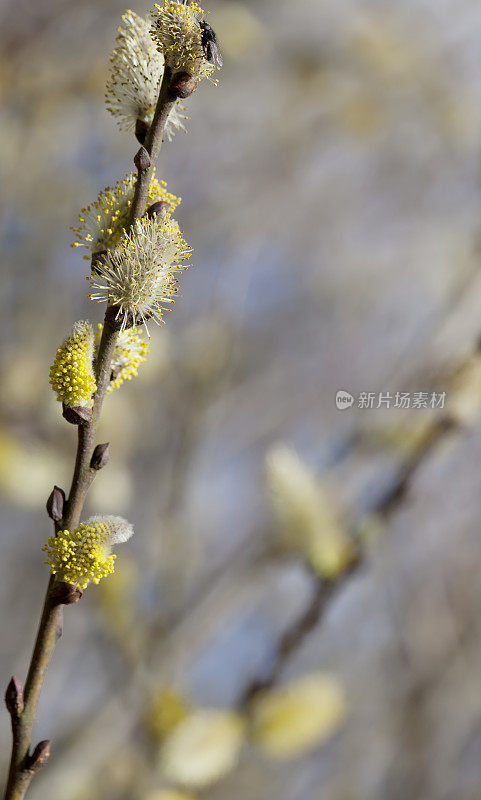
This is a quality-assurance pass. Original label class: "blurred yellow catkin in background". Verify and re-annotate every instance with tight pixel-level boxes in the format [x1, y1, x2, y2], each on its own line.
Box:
[148, 688, 190, 742]
[144, 792, 196, 800]
[160, 709, 245, 789]
[266, 444, 355, 579]
[250, 672, 347, 760]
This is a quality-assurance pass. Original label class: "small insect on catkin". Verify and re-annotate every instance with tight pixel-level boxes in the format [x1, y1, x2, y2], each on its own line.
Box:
[150, 1, 221, 83]
[49, 321, 96, 409]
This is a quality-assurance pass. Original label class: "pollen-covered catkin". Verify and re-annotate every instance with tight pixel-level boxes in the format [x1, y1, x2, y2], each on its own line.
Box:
[150, 1, 218, 82]
[49, 321, 96, 408]
[71, 172, 181, 257]
[43, 515, 134, 589]
[96, 324, 149, 392]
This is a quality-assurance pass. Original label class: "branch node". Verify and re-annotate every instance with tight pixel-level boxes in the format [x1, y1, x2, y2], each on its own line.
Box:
[62, 404, 92, 426]
[50, 582, 83, 606]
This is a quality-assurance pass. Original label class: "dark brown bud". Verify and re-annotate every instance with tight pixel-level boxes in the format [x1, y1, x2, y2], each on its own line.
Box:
[91, 250, 108, 275]
[90, 442, 110, 471]
[146, 201, 170, 220]
[62, 404, 92, 426]
[134, 145, 151, 172]
[135, 118, 149, 145]
[50, 582, 83, 606]
[5, 676, 24, 717]
[46, 486, 65, 522]
[26, 740, 51, 772]
[169, 71, 197, 99]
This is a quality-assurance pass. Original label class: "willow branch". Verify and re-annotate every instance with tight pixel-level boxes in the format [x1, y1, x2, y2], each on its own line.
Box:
[3, 66, 180, 800]
[130, 67, 196, 222]
[130, 67, 175, 221]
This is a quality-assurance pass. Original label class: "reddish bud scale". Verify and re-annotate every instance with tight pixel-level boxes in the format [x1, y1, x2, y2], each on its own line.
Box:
[50, 582, 83, 606]
[90, 442, 110, 471]
[146, 201, 170, 219]
[170, 71, 197, 99]
[135, 118, 149, 145]
[5, 676, 24, 717]
[62, 404, 92, 425]
[26, 740, 51, 772]
[134, 145, 151, 171]
[46, 486, 65, 522]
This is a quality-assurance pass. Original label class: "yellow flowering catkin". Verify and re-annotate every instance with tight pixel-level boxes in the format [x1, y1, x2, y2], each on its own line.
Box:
[49, 321, 96, 408]
[43, 515, 134, 589]
[96, 324, 149, 393]
[71, 171, 181, 256]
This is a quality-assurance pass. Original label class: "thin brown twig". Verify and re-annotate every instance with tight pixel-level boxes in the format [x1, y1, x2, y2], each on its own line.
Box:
[130, 67, 174, 221]
[3, 66, 181, 800]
